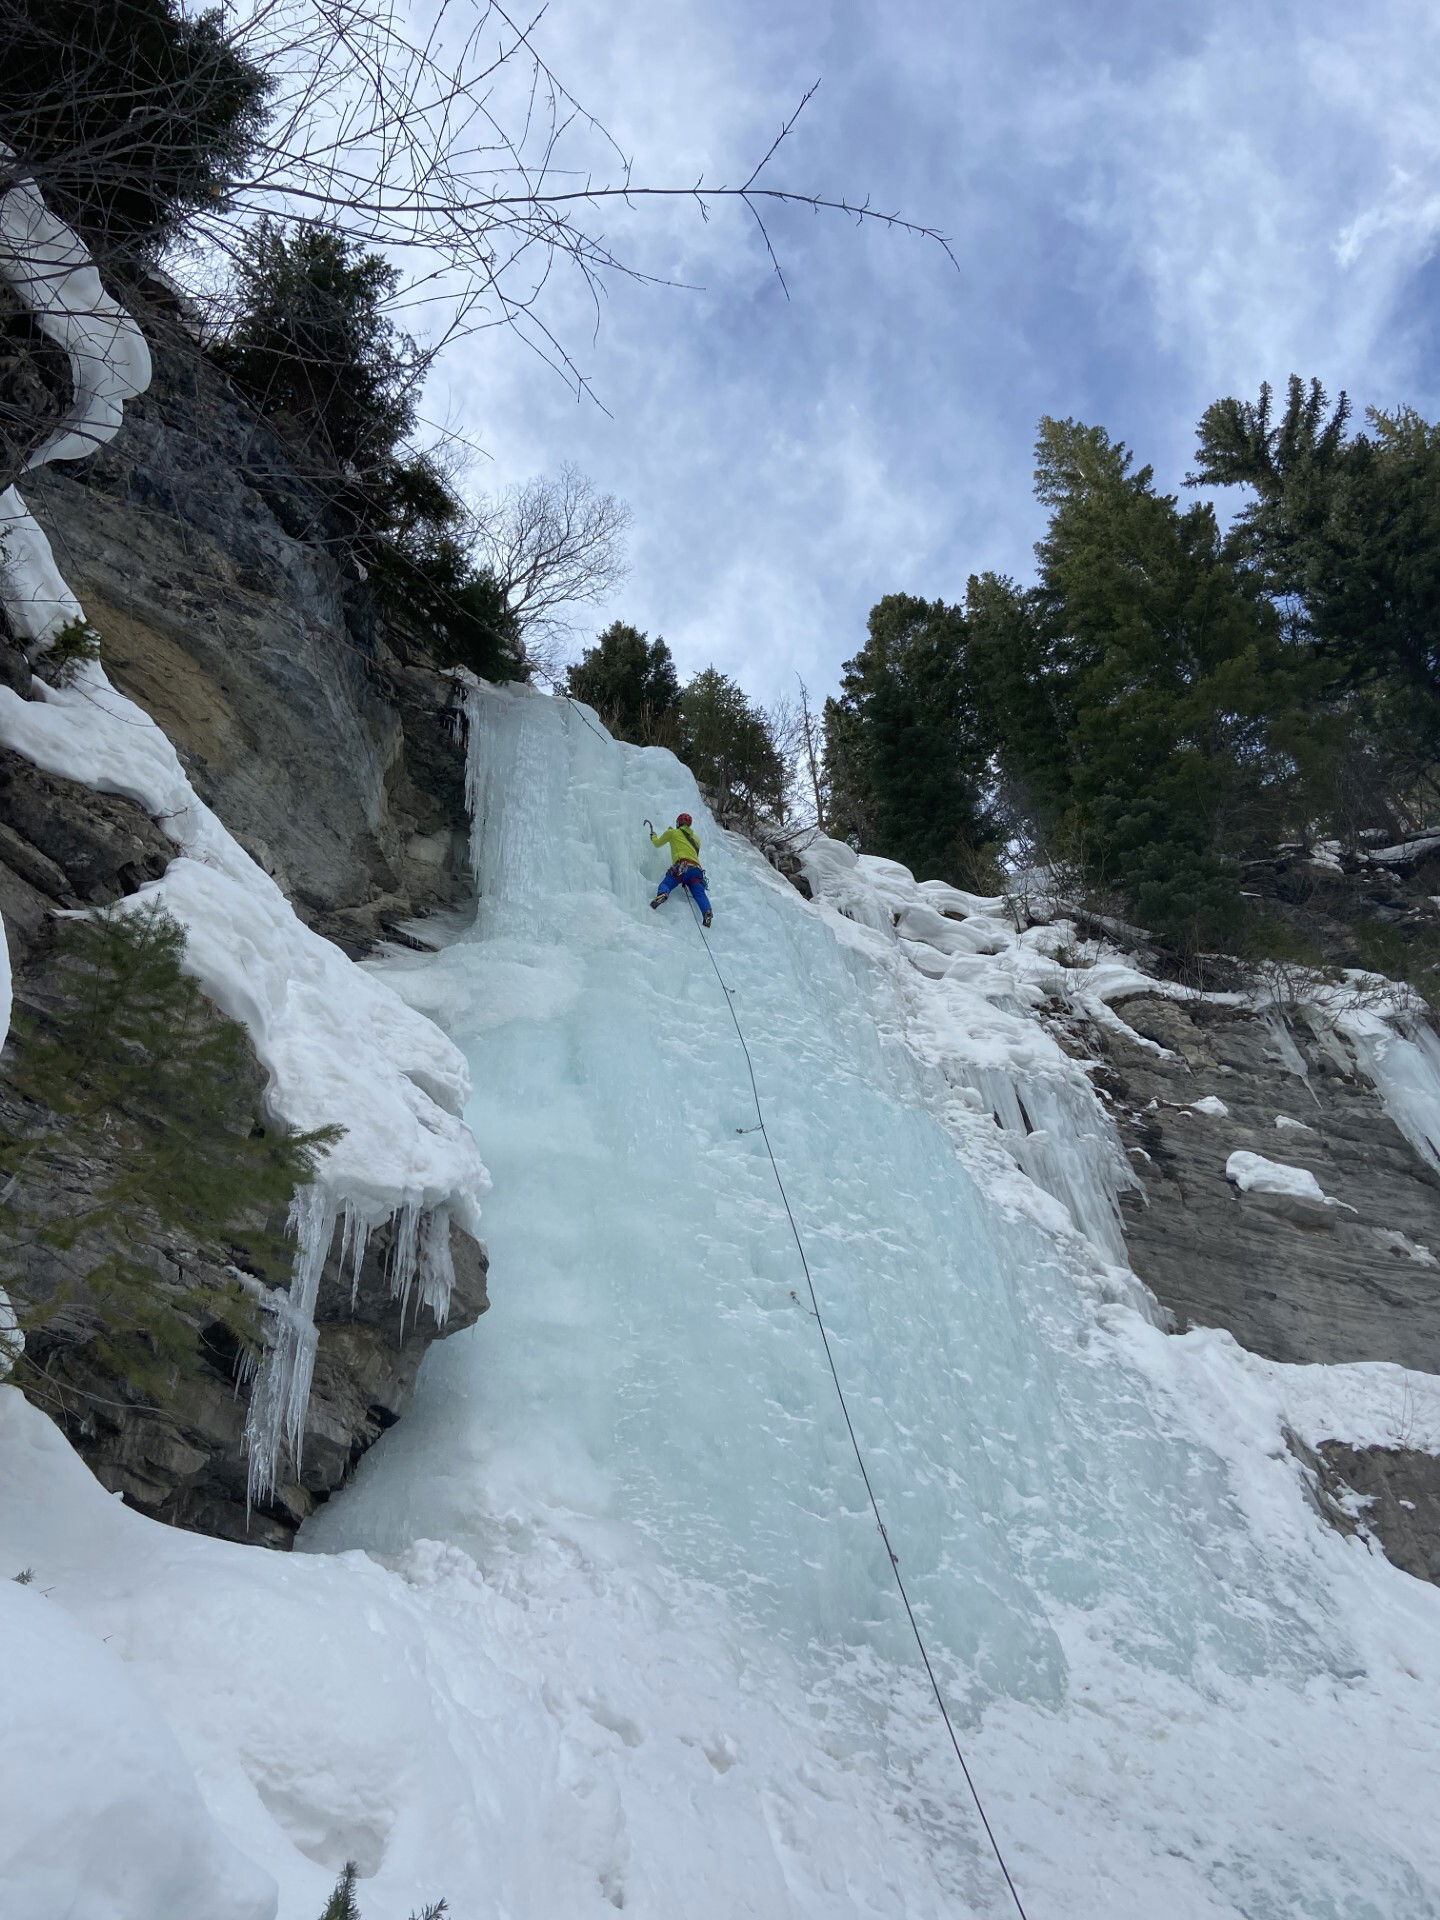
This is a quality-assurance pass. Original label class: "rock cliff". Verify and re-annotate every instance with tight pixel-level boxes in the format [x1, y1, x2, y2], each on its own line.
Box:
[0, 303, 489, 1546]
[1058, 869, 1440, 1586]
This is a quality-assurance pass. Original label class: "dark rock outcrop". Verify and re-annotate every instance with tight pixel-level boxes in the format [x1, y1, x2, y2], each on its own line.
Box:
[1092, 991, 1440, 1372]
[0, 744, 173, 958]
[41, 1215, 489, 1551]
[22, 323, 475, 947]
[0, 281, 71, 489]
[1312, 1441, 1440, 1587]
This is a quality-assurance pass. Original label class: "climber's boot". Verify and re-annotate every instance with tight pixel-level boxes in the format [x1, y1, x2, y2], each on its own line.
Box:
[702, 911, 714, 929]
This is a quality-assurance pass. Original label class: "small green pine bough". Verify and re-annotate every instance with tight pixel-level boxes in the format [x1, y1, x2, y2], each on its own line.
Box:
[0, 905, 338, 1408]
[319, 1861, 447, 1920]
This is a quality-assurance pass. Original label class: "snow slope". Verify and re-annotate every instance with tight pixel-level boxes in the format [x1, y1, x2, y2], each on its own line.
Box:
[3, 685, 1440, 1919]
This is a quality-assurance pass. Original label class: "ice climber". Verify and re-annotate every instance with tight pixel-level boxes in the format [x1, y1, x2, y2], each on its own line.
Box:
[646, 812, 713, 928]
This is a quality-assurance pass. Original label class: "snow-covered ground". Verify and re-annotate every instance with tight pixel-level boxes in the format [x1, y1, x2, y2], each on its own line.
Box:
[8, 684, 1439, 1919]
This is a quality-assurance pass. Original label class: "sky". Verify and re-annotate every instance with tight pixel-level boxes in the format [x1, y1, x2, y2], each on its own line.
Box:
[418, 0, 1440, 708]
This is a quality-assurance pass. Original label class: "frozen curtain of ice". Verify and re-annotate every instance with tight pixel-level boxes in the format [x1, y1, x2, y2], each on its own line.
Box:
[2, 683, 1440, 1916]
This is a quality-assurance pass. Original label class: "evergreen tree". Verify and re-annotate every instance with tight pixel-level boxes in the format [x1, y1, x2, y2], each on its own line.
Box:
[1028, 416, 1298, 947]
[1195, 377, 1440, 808]
[960, 570, 1073, 846]
[316, 1863, 447, 1920]
[216, 223, 418, 469]
[2, 0, 271, 260]
[822, 594, 995, 885]
[318, 1865, 361, 1920]
[679, 668, 786, 827]
[215, 223, 523, 681]
[565, 622, 681, 744]
[1, 908, 337, 1401]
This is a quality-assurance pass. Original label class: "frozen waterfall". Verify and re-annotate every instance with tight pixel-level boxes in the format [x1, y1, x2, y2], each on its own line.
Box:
[287, 683, 1440, 1920]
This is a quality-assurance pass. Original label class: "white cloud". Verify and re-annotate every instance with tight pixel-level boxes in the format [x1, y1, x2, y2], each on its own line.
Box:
[419, 0, 1440, 706]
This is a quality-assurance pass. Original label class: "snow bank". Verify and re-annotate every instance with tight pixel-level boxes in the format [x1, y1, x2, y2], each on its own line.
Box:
[0, 486, 84, 648]
[0, 1572, 276, 1920]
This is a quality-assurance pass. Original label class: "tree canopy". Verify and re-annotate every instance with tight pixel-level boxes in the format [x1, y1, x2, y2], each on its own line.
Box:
[830, 384, 1440, 954]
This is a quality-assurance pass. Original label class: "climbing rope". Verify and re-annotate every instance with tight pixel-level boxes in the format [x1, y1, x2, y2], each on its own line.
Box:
[682, 891, 1033, 1920]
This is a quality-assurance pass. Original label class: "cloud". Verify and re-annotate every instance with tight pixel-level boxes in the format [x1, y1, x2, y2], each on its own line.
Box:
[424, 0, 1440, 705]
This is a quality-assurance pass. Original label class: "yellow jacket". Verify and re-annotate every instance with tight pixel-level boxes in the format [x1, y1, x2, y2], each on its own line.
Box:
[651, 824, 702, 867]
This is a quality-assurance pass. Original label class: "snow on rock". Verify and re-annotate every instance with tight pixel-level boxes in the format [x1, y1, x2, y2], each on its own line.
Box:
[0, 163, 151, 471]
[798, 832, 1142, 1271]
[0, 662, 486, 1227]
[0, 172, 488, 1490]
[1376, 1228, 1438, 1268]
[0, 484, 84, 648]
[1191, 1095, 1230, 1117]
[1226, 1151, 1335, 1205]
[1275, 1114, 1313, 1131]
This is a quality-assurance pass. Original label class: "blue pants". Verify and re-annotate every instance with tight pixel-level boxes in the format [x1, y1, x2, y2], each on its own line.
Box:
[657, 864, 712, 915]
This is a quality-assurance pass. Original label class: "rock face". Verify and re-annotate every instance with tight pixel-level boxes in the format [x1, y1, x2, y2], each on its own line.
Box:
[43, 1218, 489, 1551]
[21, 321, 475, 951]
[0, 314, 489, 1546]
[1067, 969, 1440, 1589]
[1094, 991, 1440, 1371]
[1313, 1441, 1440, 1587]
[0, 281, 71, 488]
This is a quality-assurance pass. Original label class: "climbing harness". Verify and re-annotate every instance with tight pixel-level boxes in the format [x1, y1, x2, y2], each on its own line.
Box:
[683, 892, 1033, 1920]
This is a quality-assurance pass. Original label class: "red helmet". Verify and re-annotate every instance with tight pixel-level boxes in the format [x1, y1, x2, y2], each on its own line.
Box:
[676, 812, 693, 826]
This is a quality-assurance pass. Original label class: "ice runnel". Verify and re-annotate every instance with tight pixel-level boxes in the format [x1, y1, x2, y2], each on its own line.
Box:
[948, 1062, 1136, 1266]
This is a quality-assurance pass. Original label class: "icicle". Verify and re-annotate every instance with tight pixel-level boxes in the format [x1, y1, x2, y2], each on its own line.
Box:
[417, 1206, 456, 1326]
[386, 1201, 423, 1322]
[244, 1185, 337, 1505]
[954, 1063, 1138, 1265]
[1341, 1013, 1440, 1172]
[337, 1203, 372, 1308]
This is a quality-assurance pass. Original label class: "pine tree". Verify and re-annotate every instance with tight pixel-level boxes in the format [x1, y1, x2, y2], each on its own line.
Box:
[318, 1864, 361, 1920]
[679, 668, 786, 827]
[2, 0, 272, 260]
[1029, 416, 1300, 948]
[1196, 377, 1440, 810]
[315, 1863, 448, 1920]
[1, 906, 338, 1401]
[960, 570, 1073, 849]
[822, 595, 996, 885]
[565, 622, 681, 745]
